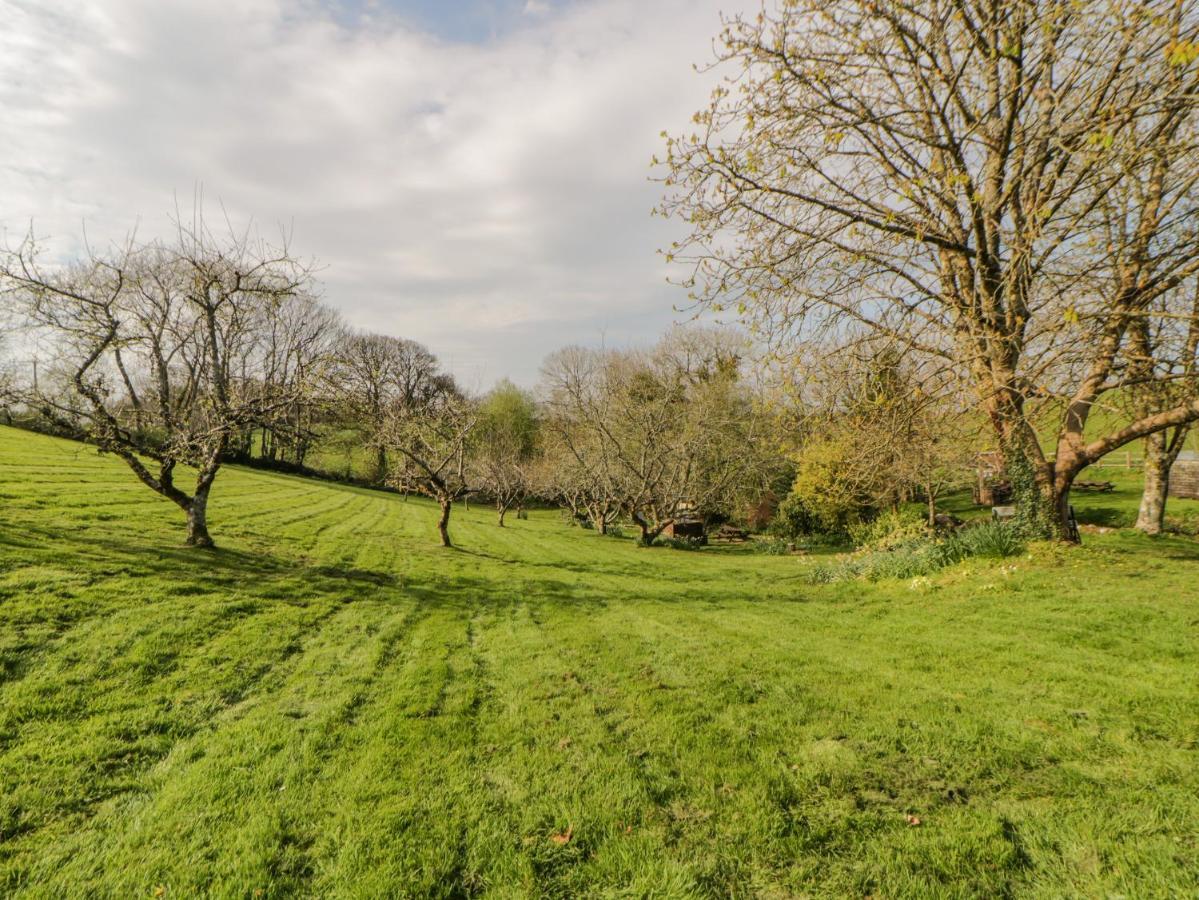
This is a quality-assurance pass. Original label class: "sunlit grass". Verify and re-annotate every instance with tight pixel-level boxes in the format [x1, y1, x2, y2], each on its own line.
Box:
[1, 425, 1196, 897]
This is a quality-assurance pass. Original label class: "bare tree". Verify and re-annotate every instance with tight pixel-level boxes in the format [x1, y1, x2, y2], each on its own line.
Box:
[0, 331, 16, 419]
[785, 345, 978, 529]
[541, 333, 776, 546]
[331, 332, 452, 482]
[540, 346, 625, 534]
[660, 0, 1199, 539]
[378, 386, 477, 547]
[473, 380, 539, 526]
[253, 294, 342, 467]
[0, 223, 316, 547]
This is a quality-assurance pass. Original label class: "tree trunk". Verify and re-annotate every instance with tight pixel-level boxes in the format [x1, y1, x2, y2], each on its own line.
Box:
[1136, 430, 1171, 535]
[999, 427, 1065, 541]
[1052, 480, 1076, 543]
[375, 446, 388, 485]
[437, 498, 452, 548]
[497, 503, 507, 527]
[926, 488, 936, 528]
[633, 514, 665, 547]
[185, 485, 214, 548]
[585, 502, 609, 534]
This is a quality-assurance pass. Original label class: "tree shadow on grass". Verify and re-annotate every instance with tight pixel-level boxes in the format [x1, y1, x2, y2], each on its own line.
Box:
[1075, 505, 1133, 528]
[0, 516, 629, 616]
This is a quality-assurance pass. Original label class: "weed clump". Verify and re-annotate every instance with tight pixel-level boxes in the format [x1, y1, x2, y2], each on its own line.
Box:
[807, 522, 1024, 584]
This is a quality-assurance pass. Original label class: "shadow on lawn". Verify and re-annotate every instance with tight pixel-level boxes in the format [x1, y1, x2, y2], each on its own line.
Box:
[0, 516, 627, 614]
[1075, 505, 1134, 528]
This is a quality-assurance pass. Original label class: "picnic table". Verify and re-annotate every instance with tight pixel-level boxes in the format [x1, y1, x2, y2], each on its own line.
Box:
[1074, 481, 1115, 493]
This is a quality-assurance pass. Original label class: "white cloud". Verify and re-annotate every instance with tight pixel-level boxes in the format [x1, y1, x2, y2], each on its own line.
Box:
[523, 0, 551, 15]
[0, 0, 749, 385]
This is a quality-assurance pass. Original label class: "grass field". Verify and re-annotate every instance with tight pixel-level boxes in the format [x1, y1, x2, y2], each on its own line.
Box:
[1, 425, 1197, 898]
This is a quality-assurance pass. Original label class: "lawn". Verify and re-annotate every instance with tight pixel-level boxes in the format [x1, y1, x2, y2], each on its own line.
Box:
[0, 425, 1196, 898]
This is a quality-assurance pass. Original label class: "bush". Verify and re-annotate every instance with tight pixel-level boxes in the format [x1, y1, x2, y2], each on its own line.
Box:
[769, 492, 821, 540]
[806, 522, 1024, 584]
[786, 436, 879, 537]
[660, 534, 703, 550]
[807, 562, 840, 583]
[950, 521, 1025, 558]
[847, 507, 927, 550]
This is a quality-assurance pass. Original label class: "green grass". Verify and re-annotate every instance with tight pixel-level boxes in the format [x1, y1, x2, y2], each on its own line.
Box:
[935, 461, 1199, 534]
[1, 425, 1197, 898]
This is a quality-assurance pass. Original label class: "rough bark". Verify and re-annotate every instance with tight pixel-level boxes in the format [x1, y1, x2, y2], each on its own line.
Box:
[1136, 431, 1170, 535]
[185, 492, 214, 548]
[632, 512, 669, 547]
[437, 498, 452, 548]
[375, 446, 388, 485]
[182, 463, 220, 549]
[988, 388, 1068, 540]
[1135, 425, 1189, 536]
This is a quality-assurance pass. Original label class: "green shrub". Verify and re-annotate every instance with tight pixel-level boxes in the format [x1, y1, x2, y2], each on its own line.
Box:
[660, 535, 703, 551]
[806, 522, 1024, 584]
[951, 521, 1025, 558]
[806, 562, 840, 584]
[847, 507, 927, 550]
[769, 492, 821, 540]
[786, 435, 880, 536]
[752, 537, 794, 555]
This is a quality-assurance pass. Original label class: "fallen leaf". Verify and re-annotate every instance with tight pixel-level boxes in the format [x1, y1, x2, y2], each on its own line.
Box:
[550, 826, 573, 845]
[906, 814, 922, 827]
[154, 888, 166, 898]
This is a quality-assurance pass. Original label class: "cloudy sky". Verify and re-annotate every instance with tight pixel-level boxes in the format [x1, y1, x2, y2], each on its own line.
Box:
[0, 0, 752, 386]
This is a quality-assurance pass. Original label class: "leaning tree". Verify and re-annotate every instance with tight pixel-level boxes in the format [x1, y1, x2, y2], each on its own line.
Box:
[660, 0, 1199, 539]
[0, 223, 319, 547]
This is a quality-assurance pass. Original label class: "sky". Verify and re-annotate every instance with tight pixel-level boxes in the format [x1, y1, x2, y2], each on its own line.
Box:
[0, 0, 753, 387]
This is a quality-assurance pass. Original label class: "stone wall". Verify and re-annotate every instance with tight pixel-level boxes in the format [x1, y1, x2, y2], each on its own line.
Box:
[1168, 460, 1199, 500]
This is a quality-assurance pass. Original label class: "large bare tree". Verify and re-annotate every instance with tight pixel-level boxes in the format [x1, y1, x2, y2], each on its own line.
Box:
[540, 332, 776, 546]
[660, 0, 1199, 538]
[331, 332, 452, 483]
[540, 346, 626, 534]
[252, 294, 342, 467]
[378, 384, 477, 548]
[1, 224, 317, 547]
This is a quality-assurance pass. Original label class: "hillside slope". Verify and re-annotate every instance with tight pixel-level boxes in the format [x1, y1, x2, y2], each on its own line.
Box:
[0, 426, 1196, 897]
